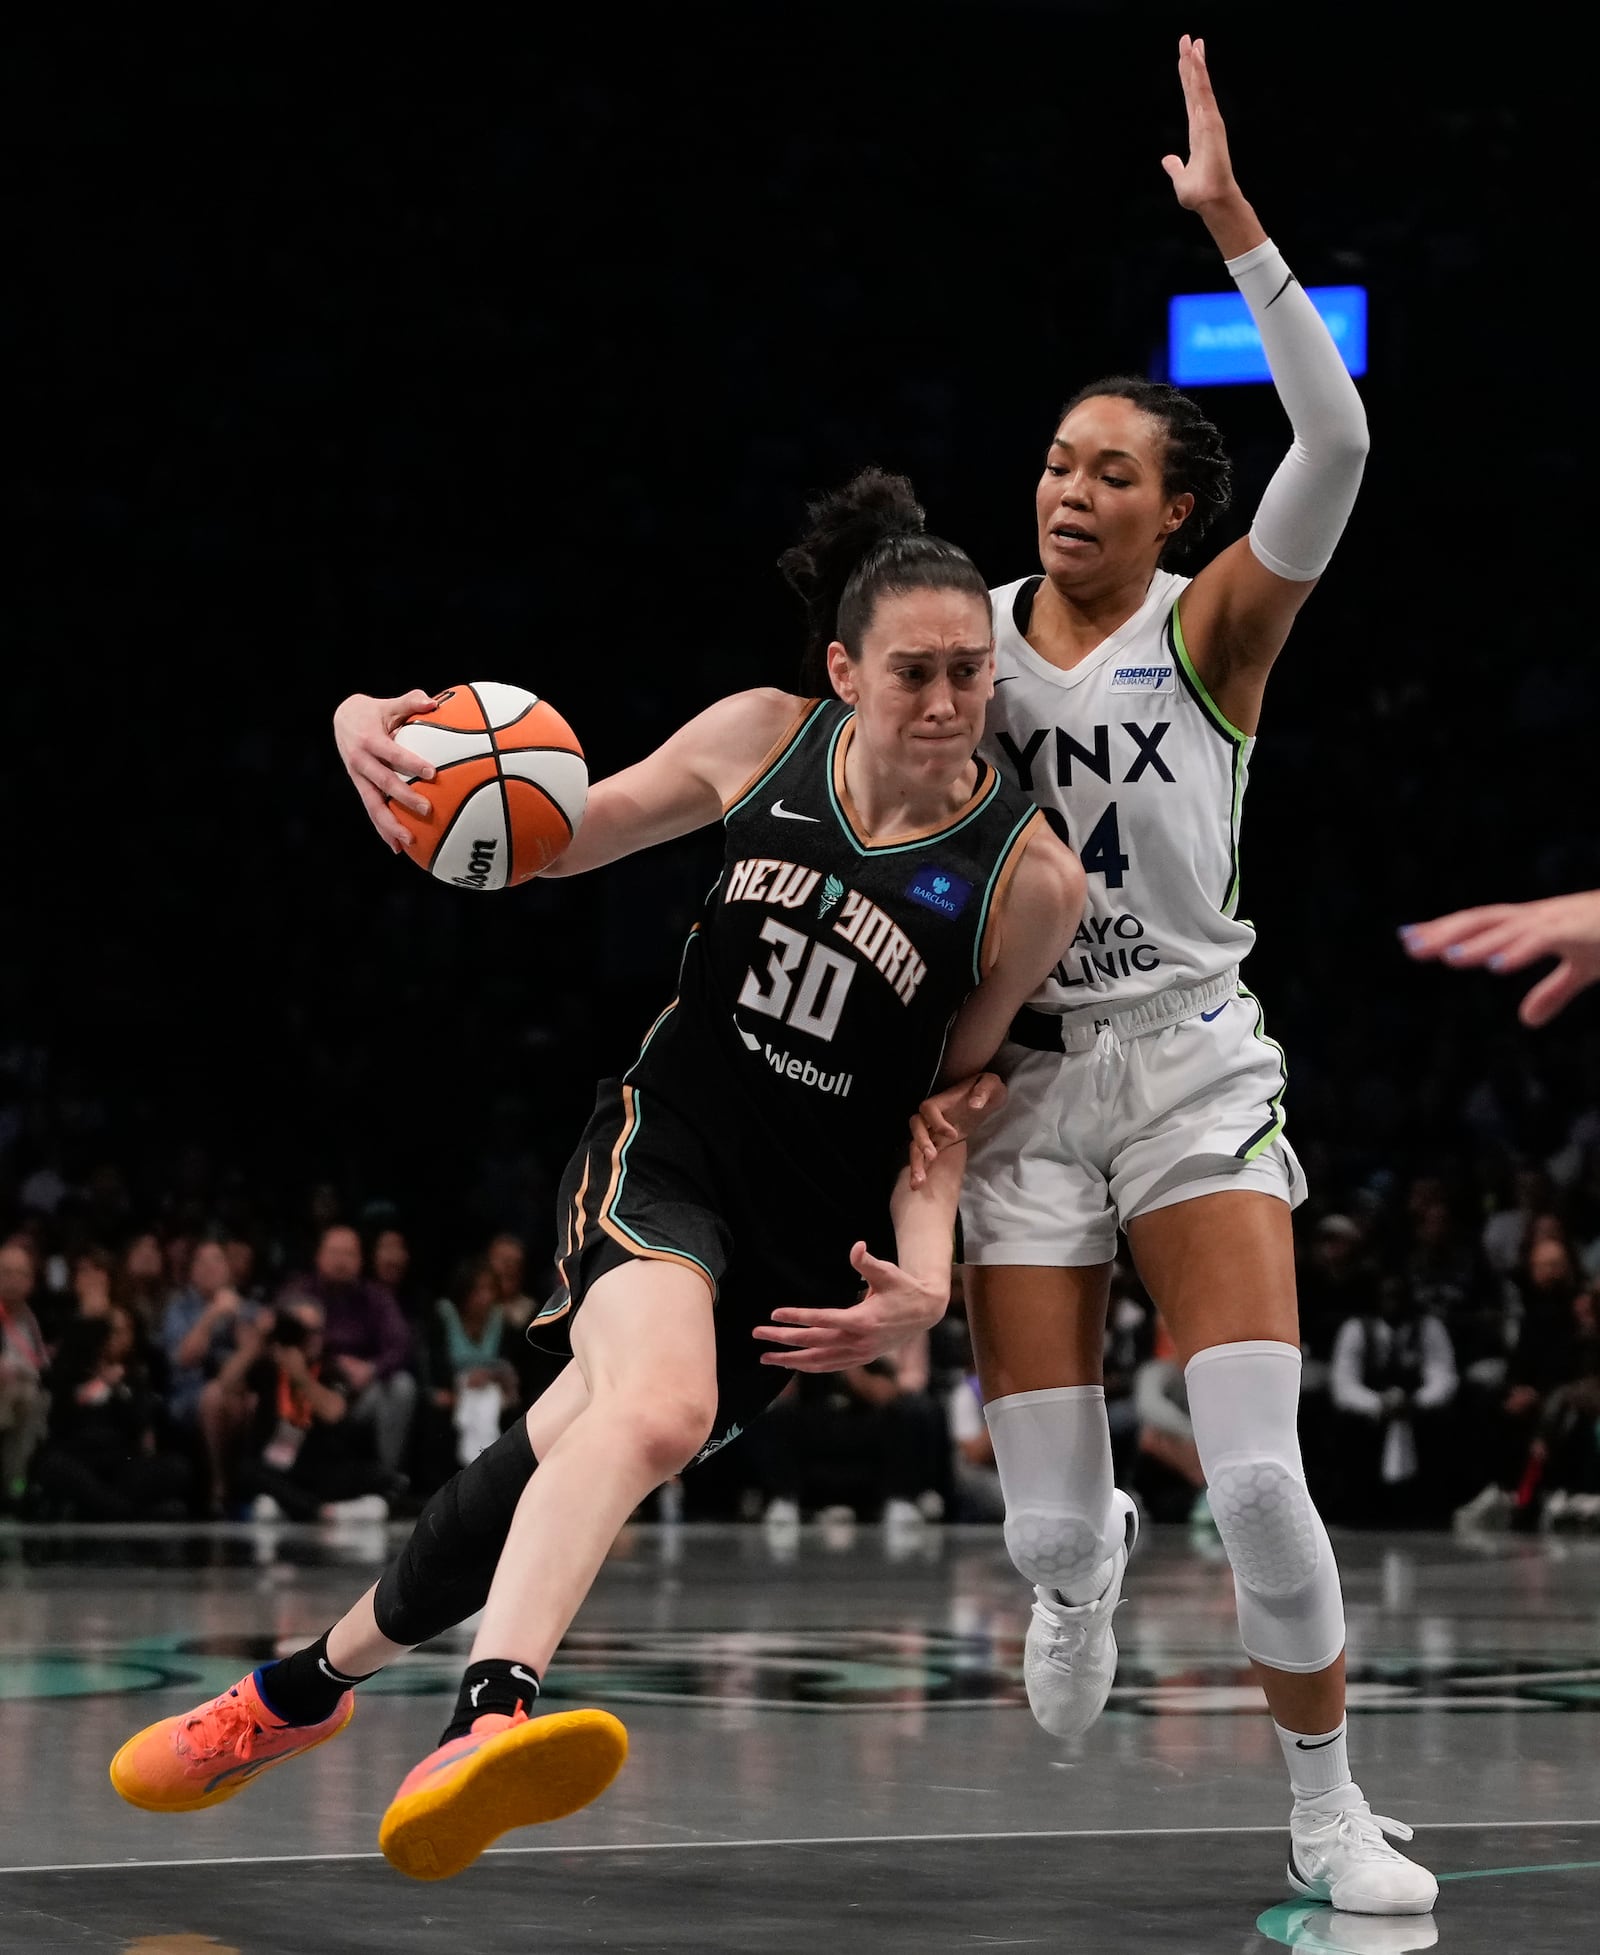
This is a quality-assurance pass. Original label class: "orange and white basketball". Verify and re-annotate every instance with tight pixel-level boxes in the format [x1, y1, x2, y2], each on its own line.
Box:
[389, 682, 587, 890]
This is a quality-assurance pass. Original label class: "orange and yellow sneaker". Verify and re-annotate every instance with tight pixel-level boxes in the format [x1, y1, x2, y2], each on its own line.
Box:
[110, 1670, 355, 1813]
[379, 1704, 628, 1881]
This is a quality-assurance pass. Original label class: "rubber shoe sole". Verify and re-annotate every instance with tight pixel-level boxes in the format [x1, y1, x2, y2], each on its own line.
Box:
[379, 1708, 629, 1881]
[109, 1695, 355, 1814]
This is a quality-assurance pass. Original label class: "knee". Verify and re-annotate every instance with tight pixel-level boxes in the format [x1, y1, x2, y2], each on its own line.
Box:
[1004, 1507, 1110, 1591]
[625, 1392, 718, 1481]
[1205, 1455, 1323, 1597]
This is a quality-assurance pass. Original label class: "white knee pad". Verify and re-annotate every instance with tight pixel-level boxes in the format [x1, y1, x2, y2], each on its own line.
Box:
[985, 1386, 1119, 1592]
[1185, 1341, 1345, 1674]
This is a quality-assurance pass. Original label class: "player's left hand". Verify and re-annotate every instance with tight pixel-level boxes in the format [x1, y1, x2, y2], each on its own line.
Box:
[1160, 36, 1239, 213]
[1401, 890, 1600, 1027]
[753, 1245, 949, 1372]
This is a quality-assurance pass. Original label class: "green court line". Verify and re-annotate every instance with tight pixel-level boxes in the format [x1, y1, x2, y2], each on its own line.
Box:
[1257, 1860, 1600, 1946]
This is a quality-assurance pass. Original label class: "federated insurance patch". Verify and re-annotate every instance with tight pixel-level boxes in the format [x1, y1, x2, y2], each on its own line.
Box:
[905, 866, 973, 919]
[1109, 663, 1175, 693]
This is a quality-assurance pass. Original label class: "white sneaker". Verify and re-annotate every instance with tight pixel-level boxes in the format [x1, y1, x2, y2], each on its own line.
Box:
[763, 1498, 801, 1529]
[882, 1497, 924, 1531]
[318, 1494, 390, 1523]
[1451, 1483, 1511, 1533]
[1288, 1792, 1439, 1915]
[251, 1494, 284, 1523]
[1023, 1489, 1137, 1741]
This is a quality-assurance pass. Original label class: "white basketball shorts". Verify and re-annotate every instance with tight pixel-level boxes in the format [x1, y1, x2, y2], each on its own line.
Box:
[960, 985, 1306, 1268]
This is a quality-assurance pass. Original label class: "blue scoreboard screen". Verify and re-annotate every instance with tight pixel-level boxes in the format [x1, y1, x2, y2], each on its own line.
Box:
[1167, 285, 1367, 386]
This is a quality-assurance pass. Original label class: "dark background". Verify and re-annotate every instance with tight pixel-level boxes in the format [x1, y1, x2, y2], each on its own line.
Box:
[5, 3, 1594, 1288]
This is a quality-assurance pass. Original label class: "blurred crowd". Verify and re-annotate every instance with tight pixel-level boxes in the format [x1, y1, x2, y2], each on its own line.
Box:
[4, 1076, 1599, 1537]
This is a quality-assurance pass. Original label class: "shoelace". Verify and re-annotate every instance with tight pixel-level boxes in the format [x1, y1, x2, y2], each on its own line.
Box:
[1308, 1803, 1415, 1861]
[175, 1691, 262, 1764]
[1031, 1590, 1119, 1661]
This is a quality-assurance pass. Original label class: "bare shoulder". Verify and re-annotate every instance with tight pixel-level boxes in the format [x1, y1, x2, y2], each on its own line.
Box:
[1012, 819, 1085, 921]
[672, 687, 815, 804]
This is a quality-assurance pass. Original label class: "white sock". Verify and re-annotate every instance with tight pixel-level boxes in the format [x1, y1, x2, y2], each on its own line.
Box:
[1058, 1552, 1117, 1607]
[1274, 1718, 1353, 1802]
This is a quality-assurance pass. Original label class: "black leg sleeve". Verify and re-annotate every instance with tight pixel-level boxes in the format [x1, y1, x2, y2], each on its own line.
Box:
[372, 1418, 536, 1647]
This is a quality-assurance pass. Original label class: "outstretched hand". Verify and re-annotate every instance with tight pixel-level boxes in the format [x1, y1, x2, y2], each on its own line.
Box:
[752, 1243, 948, 1373]
[332, 690, 442, 852]
[1401, 891, 1600, 1027]
[1160, 35, 1239, 212]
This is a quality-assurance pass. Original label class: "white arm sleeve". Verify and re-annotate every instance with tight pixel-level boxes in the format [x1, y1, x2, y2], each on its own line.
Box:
[1227, 238, 1370, 582]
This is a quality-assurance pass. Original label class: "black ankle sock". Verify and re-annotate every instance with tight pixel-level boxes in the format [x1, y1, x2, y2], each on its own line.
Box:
[255, 1630, 374, 1727]
[439, 1657, 542, 1745]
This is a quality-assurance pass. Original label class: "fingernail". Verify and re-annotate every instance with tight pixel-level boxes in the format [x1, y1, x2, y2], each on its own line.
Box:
[1445, 944, 1465, 961]
[1397, 925, 1418, 942]
[1488, 953, 1506, 971]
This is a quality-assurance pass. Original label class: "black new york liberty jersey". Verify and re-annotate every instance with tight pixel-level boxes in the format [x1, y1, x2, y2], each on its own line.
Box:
[625, 697, 1041, 1215]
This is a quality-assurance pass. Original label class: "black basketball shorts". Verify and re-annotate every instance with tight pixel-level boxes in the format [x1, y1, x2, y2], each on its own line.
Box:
[531, 1078, 867, 1463]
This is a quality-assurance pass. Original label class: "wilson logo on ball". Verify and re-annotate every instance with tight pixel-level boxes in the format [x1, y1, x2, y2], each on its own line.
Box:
[387, 681, 587, 890]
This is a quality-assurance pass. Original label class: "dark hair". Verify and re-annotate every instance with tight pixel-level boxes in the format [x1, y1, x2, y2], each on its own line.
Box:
[778, 467, 991, 696]
[1056, 377, 1233, 567]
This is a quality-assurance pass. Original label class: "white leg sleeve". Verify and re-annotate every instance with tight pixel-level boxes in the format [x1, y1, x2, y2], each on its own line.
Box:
[984, 1386, 1119, 1592]
[1184, 1340, 1346, 1675]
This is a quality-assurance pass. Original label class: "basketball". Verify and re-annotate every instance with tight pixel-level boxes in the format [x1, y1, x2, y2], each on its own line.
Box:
[389, 682, 587, 890]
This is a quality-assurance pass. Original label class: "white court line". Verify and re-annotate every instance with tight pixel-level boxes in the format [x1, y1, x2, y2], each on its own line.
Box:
[5, 1818, 1600, 1877]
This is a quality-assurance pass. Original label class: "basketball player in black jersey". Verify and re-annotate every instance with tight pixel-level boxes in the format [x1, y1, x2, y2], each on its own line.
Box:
[110, 470, 1084, 1880]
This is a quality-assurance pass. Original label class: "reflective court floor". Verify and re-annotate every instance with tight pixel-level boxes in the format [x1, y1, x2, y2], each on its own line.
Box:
[2, 1517, 1597, 1953]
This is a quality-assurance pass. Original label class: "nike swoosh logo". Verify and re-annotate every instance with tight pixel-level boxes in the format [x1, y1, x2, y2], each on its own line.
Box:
[509, 1666, 540, 1690]
[1294, 1733, 1342, 1751]
[993, 676, 1019, 685]
[771, 800, 820, 822]
[1200, 1004, 1230, 1022]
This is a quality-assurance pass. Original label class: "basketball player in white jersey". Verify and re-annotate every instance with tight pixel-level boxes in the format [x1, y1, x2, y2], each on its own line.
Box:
[901, 38, 1435, 1915]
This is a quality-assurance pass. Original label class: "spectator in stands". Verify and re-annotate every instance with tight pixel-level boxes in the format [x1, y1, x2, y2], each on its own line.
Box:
[1104, 1259, 1155, 1486]
[943, 1305, 1003, 1522]
[224, 1233, 267, 1304]
[162, 1238, 257, 1514]
[0, 1239, 49, 1511]
[1537, 1291, 1600, 1527]
[34, 1301, 192, 1520]
[414, 1255, 521, 1491]
[217, 1298, 395, 1523]
[1481, 1165, 1559, 1279]
[1295, 1214, 1375, 1383]
[755, 1352, 950, 1533]
[486, 1232, 536, 1331]
[1456, 1234, 1592, 1530]
[1330, 1273, 1459, 1523]
[116, 1231, 170, 1338]
[290, 1223, 416, 1479]
[369, 1225, 427, 1327]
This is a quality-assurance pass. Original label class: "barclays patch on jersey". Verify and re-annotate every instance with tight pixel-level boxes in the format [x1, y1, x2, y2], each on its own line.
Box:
[1109, 663, 1175, 693]
[906, 866, 973, 919]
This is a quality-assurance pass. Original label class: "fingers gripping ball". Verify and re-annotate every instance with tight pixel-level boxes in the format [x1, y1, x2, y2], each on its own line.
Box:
[390, 683, 587, 890]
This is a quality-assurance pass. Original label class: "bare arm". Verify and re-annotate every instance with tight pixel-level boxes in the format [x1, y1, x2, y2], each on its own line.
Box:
[334, 684, 806, 869]
[906, 825, 1084, 1183]
[540, 689, 807, 877]
[1161, 36, 1369, 735]
[752, 1142, 968, 1374]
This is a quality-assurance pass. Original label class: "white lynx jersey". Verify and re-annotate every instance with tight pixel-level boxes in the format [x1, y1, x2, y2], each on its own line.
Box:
[983, 571, 1257, 1013]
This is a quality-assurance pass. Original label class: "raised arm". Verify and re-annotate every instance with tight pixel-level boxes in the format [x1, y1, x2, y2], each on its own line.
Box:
[1165, 35, 1370, 735]
[334, 685, 806, 871]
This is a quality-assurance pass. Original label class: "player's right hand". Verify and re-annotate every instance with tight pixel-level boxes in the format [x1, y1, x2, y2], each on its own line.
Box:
[333, 690, 442, 852]
[908, 1072, 1007, 1189]
[1400, 889, 1600, 1027]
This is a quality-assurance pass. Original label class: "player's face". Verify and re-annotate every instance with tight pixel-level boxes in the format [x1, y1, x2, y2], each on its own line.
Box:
[1037, 398, 1193, 586]
[833, 588, 994, 781]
